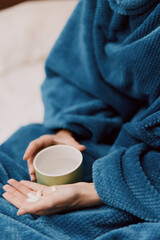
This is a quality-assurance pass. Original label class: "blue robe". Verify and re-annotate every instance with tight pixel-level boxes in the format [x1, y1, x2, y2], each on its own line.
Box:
[0, 0, 160, 239]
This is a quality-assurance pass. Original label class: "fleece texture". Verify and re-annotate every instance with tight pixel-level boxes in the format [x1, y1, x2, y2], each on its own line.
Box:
[0, 0, 160, 239]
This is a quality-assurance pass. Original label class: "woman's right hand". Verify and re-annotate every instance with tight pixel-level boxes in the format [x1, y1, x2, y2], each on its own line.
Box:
[23, 129, 86, 182]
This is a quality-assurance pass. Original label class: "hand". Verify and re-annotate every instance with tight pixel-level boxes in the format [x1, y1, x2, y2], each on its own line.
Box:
[2, 179, 103, 216]
[23, 129, 86, 181]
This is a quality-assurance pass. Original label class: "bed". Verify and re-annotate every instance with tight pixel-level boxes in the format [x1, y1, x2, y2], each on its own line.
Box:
[0, 0, 77, 143]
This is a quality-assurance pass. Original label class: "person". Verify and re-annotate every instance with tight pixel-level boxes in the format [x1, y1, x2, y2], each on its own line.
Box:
[0, 0, 160, 239]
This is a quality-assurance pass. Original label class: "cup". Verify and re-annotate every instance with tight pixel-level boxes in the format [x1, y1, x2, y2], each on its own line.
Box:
[33, 145, 83, 186]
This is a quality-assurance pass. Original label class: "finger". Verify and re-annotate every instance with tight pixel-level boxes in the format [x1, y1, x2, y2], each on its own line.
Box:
[7, 179, 35, 196]
[33, 210, 52, 216]
[20, 180, 46, 192]
[34, 205, 73, 215]
[32, 208, 60, 216]
[2, 191, 26, 209]
[23, 139, 41, 160]
[30, 174, 36, 182]
[69, 139, 86, 152]
[53, 135, 86, 152]
[23, 135, 53, 160]
[3, 184, 28, 199]
[27, 157, 36, 182]
[3, 190, 50, 216]
[17, 197, 53, 215]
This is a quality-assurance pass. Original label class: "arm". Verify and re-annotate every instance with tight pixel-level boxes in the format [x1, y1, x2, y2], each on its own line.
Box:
[2, 0, 118, 214]
[3, 99, 160, 217]
[23, 0, 121, 181]
[41, 0, 122, 143]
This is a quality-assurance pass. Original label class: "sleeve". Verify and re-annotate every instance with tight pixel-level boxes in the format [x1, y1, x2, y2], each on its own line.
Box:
[41, 0, 122, 143]
[93, 97, 160, 222]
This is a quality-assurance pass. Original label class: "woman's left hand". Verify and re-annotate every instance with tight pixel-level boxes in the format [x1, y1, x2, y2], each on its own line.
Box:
[2, 179, 103, 216]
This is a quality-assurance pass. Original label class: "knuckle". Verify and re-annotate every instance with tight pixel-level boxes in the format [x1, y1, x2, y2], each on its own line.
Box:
[39, 135, 45, 140]
[28, 142, 36, 151]
[33, 141, 39, 148]
[43, 134, 50, 138]
[47, 134, 55, 141]
[51, 135, 56, 141]
[28, 165, 34, 172]
[40, 134, 49, 140]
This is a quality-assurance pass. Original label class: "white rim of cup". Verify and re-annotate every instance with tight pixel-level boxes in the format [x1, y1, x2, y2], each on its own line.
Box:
[33, 145, 83, 177]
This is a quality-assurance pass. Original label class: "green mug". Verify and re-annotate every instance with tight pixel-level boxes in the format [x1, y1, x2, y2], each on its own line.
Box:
[33, 145, 83, 186]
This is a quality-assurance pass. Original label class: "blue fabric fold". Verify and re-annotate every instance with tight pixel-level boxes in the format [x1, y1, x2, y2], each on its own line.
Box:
[0, 0, 160, 239]
[107, 0, 158, 15]
[93, 97, 160, 223]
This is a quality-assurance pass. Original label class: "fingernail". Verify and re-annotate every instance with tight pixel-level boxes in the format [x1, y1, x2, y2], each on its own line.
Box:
[2, 193, 6, 198]
[7, 179, 13, 184]
[17, 208, 26, 216]
[2, 185, 7, 190]
[23, 152, 28, 159]
[80, 145, 86, 150]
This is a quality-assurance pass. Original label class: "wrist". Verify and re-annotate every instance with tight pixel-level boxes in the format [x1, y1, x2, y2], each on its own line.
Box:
[76, 182, 103, 208]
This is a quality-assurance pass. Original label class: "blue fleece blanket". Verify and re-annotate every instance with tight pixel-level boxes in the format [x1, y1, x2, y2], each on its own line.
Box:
[0, 0, 160, 239]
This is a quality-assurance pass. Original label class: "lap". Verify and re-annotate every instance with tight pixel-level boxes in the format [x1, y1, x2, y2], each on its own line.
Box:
[0, 123, 138, 239]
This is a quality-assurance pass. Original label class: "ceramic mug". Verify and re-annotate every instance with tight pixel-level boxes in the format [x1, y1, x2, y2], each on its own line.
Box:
[33, 145, 83, 186]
